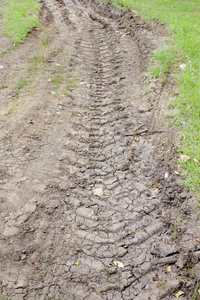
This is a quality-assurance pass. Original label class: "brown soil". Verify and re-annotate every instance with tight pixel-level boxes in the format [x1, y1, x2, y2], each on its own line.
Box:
[0, 0, 199, 299]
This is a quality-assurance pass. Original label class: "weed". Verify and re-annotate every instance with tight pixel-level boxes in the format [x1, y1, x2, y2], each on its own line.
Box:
[192, 281, 200, 300]
[104, 271, 108, 280]
[33, 246, 42, 253]
[0, 0, 41, 44]
[0, 84, 5, 89]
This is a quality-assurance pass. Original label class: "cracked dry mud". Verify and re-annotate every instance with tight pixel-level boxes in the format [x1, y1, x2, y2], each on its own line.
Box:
[0, 0, 200, 299]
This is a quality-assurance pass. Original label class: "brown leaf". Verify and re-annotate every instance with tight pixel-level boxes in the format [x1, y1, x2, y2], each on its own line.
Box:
[61, 225, 66, 230]
[153, 272, 157, 277]
[164, 265, 171, 272]
[132, 231, 135, 235]
[164, 265, 168, 271]
[196, 238, 200, 243]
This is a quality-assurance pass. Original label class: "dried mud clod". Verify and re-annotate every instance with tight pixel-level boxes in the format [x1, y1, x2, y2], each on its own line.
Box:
[0, 0, 199, 299]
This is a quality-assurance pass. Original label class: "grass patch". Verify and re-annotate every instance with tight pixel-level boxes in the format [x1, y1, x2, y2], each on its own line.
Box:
[28, 54, 46, 73]
[108, 0, 200, 192]
[0, 0, 42, 44]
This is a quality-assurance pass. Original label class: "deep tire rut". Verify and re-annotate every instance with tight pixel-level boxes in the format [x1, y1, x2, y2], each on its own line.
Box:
[0, 0, 199, 299]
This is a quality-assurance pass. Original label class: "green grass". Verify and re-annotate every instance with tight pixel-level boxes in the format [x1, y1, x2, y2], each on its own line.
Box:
[0, 0, 42, 44]
[108, 0, 200, 192]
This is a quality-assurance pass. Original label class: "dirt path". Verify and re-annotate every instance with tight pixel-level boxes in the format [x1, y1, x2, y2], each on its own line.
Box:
[0, 0, 199, 299]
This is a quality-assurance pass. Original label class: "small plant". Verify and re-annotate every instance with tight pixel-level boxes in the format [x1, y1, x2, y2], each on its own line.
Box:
[41, 265, 48, 280]
[33, 246, 42, 253]
[171, 214, 181, 239]
[157, 279, 167, 287]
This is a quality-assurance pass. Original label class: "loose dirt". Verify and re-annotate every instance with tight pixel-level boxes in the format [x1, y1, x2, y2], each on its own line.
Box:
[0, 0, 199, 299]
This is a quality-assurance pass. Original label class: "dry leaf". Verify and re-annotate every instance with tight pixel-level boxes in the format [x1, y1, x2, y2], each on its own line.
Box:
[106, 262, 112, 267]
[180, 155, 191, 162]
[135, 137, 140, 142]
[132, 231, 135, 235]
[153, 272, 157, 277]
[194, 159, 200, 166]
[196, 238, 200, 243]
[61, 225, 66, 230]
[122, 34, 126, 37]
[150, 187, 159, 196]
[172, 290, 184, 297]
[113, 261, 124, 268]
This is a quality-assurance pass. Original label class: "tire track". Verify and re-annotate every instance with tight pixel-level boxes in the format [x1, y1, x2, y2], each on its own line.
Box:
[0, 0, 199, 299]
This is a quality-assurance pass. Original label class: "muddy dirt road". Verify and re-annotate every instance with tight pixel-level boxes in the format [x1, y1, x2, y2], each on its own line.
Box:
[0, 0, 200, 299]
